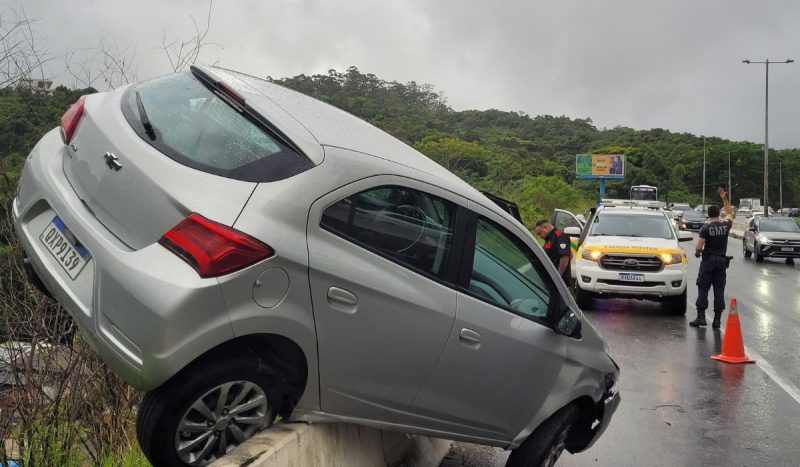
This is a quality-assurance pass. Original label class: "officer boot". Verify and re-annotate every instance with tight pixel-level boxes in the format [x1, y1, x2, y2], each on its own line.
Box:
[712, 312, 722, 329]
[689, 310, 707, 327]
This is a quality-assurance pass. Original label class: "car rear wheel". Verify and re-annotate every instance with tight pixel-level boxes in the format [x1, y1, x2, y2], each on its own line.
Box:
[743, 240, 752, 258]
[575, 287, 593, 310]
[506, 404, 580, 467]
[137, 354, 284, 466]
[665, 289, 687, 315]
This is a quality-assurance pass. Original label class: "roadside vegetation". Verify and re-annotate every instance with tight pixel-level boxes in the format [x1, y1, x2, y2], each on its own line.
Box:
[0, 18, 799, 466]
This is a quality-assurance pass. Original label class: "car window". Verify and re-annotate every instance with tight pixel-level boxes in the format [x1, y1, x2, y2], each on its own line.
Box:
[124, 72, 312, 182]
[321, 186, 455, 278]
[468, 218, 553, 319]
[553, 210, 581, 231]
[759, 219, 800, 233]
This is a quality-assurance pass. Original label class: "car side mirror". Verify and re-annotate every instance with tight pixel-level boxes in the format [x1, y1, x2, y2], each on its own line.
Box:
[677, 231, 693, 242]
[556, 307, 582, 338]
[564, 226, 581, 237]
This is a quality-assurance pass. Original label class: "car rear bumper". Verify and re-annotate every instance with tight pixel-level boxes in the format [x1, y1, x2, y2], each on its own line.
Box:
[12, 129, 235, 391]
[576, 260, 686, 297]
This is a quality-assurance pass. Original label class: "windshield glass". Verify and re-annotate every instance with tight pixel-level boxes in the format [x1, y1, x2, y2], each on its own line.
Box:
[760, 219, 800, 233]
[590, 214, 674, 239]
[124, 72, 312, 182]
[682, 211, 705, 220]
[672, 203, 690, 211]
[631, 187, 657, 201]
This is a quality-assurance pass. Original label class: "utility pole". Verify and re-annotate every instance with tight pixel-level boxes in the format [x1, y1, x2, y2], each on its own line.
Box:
[702, 137, 706, 213]
[779, 162, 783, 210]
[728, 151, 732, 204]
[743, 58, 794, 217]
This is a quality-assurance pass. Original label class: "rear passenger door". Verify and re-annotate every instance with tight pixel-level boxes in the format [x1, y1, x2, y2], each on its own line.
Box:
[411, 202, 567, 442]
[306, 177, 466, 424]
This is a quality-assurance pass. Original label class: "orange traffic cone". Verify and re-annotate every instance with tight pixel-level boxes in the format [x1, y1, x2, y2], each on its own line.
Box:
[711, 298, 755, 364]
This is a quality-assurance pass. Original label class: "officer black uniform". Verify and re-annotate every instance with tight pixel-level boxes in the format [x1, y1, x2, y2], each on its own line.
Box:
[691, 188, 734, 328]
[543, 228, 572, 286]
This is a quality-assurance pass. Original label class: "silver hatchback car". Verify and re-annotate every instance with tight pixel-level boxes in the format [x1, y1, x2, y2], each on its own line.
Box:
[13, 66, 619, 467]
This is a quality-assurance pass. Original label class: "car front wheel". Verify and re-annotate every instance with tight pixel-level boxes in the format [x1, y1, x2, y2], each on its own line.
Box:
[137, 354, 284, 466]
[755, 243, 764, 262]
[506, 404, 580, 467]
[743, 240, 752, 258]
[575, 286, 594, 310]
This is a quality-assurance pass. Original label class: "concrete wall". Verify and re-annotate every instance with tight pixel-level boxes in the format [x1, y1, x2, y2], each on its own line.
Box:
[210, 422, 453, 467]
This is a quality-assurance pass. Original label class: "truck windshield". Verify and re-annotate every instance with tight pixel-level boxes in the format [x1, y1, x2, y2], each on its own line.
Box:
[590, 214, 673, 239]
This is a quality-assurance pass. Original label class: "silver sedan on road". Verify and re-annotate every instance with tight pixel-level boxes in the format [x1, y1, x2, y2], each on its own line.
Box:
[14, 66, 619, 467]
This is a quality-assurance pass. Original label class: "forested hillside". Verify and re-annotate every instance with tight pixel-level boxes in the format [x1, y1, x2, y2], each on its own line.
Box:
[274, 67, 800, 224]
[1, 68, 799, 227]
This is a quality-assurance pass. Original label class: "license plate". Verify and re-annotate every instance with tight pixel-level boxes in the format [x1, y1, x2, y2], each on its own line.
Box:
[39, 216, 91, 280]
[781, 247, 794, 252]
[618, 273, 645, 282]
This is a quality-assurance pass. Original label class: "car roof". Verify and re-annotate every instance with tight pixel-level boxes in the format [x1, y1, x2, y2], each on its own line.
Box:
[195, 66, 523, 227]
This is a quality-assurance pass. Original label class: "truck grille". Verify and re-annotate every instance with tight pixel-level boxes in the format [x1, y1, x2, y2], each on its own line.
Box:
[600, 254, 663, 272]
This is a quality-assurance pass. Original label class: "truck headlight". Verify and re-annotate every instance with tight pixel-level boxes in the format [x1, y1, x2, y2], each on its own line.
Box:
[660, 253, 684, 265]
[581, 249, 602, 261]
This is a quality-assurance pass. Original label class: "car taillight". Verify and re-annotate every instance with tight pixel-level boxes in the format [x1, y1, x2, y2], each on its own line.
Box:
[60, 95, 87, 144]
[159, 213, 274, 278]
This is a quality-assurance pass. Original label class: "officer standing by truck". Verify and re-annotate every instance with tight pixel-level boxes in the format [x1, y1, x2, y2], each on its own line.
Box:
[690, 187, 735, 329]
[534, 220, 572, 287]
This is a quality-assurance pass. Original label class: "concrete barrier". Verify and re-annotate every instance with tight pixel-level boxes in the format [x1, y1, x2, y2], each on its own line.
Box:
[210, 422, 453, 467]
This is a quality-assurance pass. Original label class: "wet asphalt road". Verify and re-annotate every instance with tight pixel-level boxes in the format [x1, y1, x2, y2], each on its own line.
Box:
[441, 233, 800, 466]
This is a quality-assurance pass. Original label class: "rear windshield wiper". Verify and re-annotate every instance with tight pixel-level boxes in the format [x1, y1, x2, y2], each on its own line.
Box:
[135, 91, 156, 140]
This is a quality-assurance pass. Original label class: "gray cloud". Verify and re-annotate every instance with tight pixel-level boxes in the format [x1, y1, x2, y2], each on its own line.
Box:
[19, 0, 800, 148]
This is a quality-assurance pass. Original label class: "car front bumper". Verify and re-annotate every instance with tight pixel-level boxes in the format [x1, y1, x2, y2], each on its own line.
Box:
[576, 260, 687, 298]
[12, 129, 235, 391]
[570, 388, 621, 453]
[758, 243, 800, 258]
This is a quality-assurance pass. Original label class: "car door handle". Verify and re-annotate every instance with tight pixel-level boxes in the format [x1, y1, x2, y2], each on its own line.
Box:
[327, 287, 358, 306]
[459, 328, 482, 347]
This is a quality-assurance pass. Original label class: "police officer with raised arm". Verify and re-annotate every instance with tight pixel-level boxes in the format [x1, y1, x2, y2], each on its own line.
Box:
[690, 187, 735, 329]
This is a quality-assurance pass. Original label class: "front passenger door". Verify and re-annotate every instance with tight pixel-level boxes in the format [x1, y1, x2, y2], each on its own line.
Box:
[411, 208, 567, 441]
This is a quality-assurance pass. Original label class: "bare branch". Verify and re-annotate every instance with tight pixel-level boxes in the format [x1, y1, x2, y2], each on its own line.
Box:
[159, 0, 222, 72]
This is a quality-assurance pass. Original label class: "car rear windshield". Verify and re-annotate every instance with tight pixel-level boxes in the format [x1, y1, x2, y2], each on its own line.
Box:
[683, 211, 705, 220]
[590, 214, 673, 239]
[760, 219, 800, 233]
[122, 72, 313, 182]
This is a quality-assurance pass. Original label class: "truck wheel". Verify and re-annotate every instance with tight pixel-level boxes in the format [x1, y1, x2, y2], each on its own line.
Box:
[665, 289, 687, 315]
[743, 241, 751, 258]
[575, 287, 593, 310]
[506, 404, 580, 467]
[137, 354, 284, 466]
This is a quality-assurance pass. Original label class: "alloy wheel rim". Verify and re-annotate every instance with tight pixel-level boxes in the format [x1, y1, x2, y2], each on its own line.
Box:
[175, 381, 269, 466]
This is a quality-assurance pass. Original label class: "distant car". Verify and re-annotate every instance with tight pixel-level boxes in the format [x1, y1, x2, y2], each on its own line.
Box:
[13, 66, 619, 466]
[668, 203, 691, 216]
[790, 208, 800, 217]
[743, 216, 800, 264]
[678, 210, 707, 231]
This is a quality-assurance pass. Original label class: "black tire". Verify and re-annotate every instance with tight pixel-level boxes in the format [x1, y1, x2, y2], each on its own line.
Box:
[665, 289, 687, 315]
[755, 243, 764, 263]
[743, 240, 752, 258]
[506, 404, 581, 467]
[137, 354, 285, 467]
[787, 258, 795, 265]
[575, 287, 593, 311]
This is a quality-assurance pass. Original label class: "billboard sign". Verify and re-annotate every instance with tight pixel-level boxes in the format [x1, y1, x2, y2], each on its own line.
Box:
[576, 154, 625, 179]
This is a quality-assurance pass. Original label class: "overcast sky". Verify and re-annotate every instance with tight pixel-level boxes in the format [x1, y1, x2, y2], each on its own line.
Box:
[19, 0, 800, 148]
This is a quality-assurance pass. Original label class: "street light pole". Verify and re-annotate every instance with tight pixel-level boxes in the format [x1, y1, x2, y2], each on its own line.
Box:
[743, 58, 794, 217]
[702, 137, 706, 213]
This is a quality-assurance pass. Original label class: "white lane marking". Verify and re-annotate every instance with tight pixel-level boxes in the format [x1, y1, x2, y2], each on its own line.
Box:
[689, 304, 800, 406]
